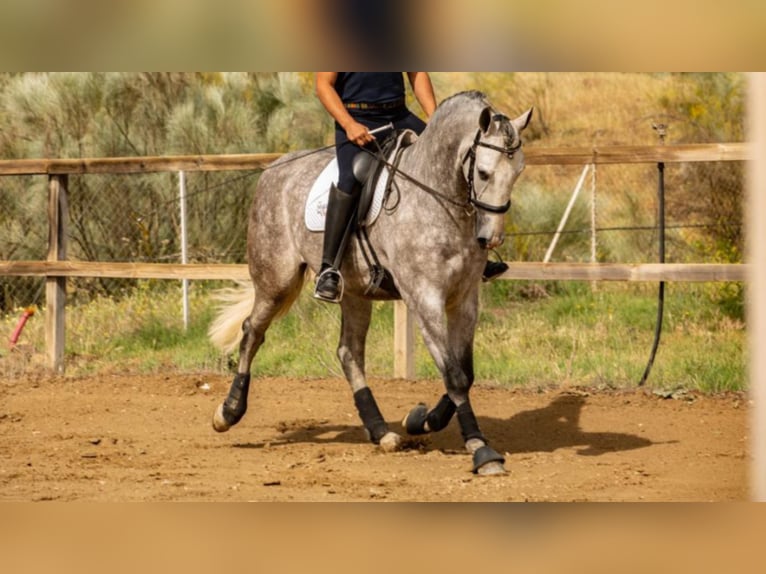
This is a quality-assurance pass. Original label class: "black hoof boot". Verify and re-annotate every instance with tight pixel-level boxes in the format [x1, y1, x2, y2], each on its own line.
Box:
[402, 403, 429, 435]
[403, 395, 457, 435]
[212, 374, 250, 432]
[472, 445, 506, 474]
[482, 260, 509, 282]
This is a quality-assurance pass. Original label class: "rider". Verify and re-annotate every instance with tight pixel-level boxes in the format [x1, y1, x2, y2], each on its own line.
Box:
[313, 72, 509, 303]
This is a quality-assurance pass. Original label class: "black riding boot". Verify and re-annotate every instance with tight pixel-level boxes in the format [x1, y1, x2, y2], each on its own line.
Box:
[482, 260, 509, 282]
[314, 185, 358, 303]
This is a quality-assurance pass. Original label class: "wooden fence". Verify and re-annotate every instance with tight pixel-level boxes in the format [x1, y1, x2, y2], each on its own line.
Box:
[0, 143, 751, 374]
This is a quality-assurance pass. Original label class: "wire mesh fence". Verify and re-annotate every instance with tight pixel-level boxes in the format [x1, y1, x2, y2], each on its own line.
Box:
[501, 160, 744, 267]
[1, 158, 746, 311]
[1, 169, 261, 312]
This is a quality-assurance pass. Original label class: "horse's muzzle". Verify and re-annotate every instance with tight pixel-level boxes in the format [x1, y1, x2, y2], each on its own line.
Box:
[477, 237, 503, 250]
[476, 211, 505, 250]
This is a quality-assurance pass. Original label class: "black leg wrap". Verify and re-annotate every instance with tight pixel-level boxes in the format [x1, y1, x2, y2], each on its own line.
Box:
[222, 373, 251, 427]
[353, 387, 389, 445]
[456, 400, 485, 443]
[426, 394, 456, 433]
[403, 403, 429, 435]
[472, 446, 506, 474]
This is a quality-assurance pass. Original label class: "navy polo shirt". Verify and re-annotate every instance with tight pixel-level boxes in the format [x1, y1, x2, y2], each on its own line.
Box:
[335, 73, 405, 104]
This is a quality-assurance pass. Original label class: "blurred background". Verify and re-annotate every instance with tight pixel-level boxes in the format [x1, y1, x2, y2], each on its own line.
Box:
[0, 72, 747, 390]
[0, 0, 762, 69]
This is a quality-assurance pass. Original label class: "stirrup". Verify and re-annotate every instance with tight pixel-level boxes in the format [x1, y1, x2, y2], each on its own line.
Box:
[313, 267, 344, 303]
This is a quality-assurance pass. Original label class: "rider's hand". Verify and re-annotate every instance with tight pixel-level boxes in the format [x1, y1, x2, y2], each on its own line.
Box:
[346, 121, 374, 147]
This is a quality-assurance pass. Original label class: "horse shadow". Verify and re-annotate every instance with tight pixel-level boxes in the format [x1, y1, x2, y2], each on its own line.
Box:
[232, 419, 371, 450]
[475, 393, 655, 457]
[233, 393, 656, 457]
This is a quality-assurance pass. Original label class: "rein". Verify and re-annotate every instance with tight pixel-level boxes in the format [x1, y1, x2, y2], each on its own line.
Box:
[268, 119, 522, 216]
[366, 140, 469, 212]
[367, 125, 522, 215]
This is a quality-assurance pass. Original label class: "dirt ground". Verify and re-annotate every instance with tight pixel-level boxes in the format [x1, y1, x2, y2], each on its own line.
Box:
[0, 371, 750, 501]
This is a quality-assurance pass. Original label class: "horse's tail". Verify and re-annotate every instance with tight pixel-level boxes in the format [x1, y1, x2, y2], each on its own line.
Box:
[208, 272, 308, 354]
[208, 282, 255, 354]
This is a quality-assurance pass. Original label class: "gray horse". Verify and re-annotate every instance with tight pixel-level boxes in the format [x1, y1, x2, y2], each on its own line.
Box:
[209, 91, 532, 475]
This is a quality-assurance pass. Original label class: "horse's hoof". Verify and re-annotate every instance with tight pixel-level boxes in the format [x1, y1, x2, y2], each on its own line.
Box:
[471, 445, 506, 475]
[212, 403, 231, 433]
[476, 461, 506, 476]
[402, 403, 429, 435]
[379, 432, 403, 453]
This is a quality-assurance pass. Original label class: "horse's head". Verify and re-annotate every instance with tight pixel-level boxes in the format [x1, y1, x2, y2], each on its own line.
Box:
[462, 106, 533, 250]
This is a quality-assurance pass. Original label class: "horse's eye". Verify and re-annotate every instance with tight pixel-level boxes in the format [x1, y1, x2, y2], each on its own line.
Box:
[477, 169, 490, 182]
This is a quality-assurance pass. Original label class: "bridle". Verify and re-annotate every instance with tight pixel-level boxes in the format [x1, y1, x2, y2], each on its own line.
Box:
[355, 115, 523, 216]
[461, 117, 523, 215]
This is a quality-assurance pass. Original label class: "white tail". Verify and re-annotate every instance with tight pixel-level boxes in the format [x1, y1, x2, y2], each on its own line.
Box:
[207, 282, 255, 354]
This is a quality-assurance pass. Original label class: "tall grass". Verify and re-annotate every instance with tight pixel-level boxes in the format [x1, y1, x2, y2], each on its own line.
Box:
[473, 281, 744, 392]
[1, 280, 745, 393]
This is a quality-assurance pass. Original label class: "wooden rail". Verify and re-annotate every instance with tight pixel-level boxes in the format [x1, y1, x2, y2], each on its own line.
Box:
[525, 142, 750, 165]
[0, 143, 750, 176]
[0, 143, 750, 374]
[0, 261, 748, 283]
[0, 153, 283, 176]
[1, 261, 251, 281]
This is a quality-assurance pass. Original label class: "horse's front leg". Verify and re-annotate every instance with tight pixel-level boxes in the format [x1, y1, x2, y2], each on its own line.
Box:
[448, 292, 505, 475]
[403, 288, 505, 475]
[339, 295, 402, 452]
[403, 296, 475, 436]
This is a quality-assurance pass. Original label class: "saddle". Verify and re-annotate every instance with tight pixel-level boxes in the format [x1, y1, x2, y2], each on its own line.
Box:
[305, 129, 417, 232]
[305, 130, 417, 298]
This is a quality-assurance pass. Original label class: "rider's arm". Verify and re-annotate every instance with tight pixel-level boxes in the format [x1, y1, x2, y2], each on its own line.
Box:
[407, 72, 437, 119]
[315, 72, 374, 146]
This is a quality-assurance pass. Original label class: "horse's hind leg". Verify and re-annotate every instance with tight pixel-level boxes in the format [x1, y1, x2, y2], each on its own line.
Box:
[212, 267, 305, 432]
[339, 295, 402, 452]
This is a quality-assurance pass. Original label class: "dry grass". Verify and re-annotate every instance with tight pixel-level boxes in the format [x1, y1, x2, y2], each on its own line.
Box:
[432, 72, 676, 147]
[425, 74, 680, 265]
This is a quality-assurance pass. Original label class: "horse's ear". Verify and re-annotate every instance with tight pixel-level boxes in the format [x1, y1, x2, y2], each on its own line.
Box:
[512, 107, 534, 133]
[479, 106, 493, 133]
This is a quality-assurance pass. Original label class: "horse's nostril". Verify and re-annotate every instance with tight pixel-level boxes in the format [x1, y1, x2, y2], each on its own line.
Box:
[477, 237, 488, 249]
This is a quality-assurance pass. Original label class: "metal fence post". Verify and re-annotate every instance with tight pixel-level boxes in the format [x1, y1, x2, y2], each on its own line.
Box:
[179, 170, 189, 331]
[544, 164, 591, 263]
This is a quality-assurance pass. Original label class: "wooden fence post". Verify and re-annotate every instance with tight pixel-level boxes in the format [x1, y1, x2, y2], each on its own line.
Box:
[46, 174, 68, 373]
[393, 301, 414, 379]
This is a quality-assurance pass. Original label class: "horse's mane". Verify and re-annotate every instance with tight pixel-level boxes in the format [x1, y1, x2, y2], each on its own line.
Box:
[435, 90, 490, 115]
[432, 90, 519, 149]
[421, 90, 490, 142]
[434, 90, 519, 148]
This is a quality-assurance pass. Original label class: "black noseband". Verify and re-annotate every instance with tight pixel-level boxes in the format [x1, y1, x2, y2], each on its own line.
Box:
[471, 197, 511, 214]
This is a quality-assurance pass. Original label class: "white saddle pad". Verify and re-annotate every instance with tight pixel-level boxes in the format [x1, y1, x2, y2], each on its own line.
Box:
[304, 158, 390, 232]
[304, 130, 417, 232]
